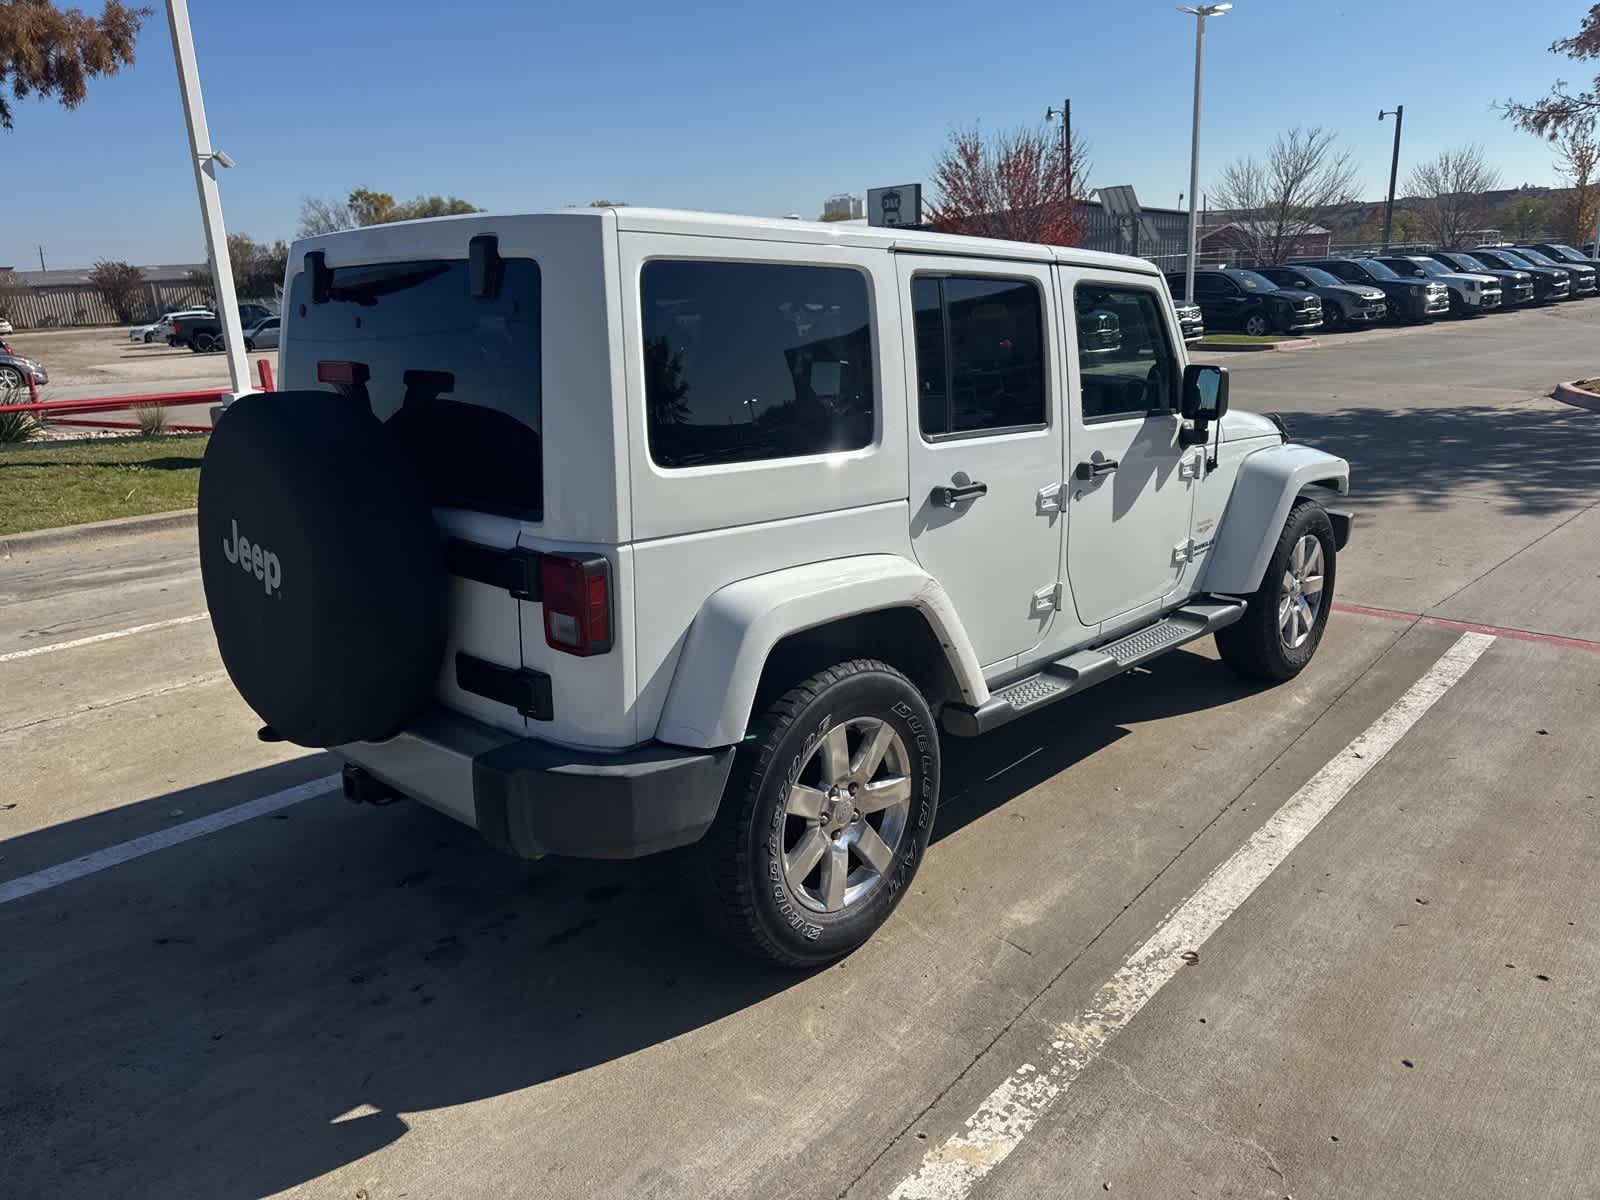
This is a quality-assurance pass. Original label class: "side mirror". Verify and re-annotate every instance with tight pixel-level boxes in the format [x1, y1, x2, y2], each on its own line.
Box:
[1182, 363, 1229, 422]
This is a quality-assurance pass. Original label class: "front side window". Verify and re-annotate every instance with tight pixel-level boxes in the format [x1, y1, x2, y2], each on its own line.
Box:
[913, 275, 1047, 437]
[1073, 283, 1178, 422]
[640, 260, 874, 469]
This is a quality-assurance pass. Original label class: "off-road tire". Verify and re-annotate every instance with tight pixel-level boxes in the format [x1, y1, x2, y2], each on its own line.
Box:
[697, 659, 939, 968]
[1215, 498, 1336, 682]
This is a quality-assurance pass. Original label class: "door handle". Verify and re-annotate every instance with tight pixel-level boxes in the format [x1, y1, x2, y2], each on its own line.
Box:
[1074, 458, 1119, 481]
[930, 481, 988, 507]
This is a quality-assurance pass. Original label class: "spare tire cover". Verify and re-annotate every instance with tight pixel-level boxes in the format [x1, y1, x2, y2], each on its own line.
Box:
[198, 391, 447, 747]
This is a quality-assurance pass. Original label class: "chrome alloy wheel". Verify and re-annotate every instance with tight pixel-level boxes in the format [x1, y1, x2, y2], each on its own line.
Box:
[781, 717, 913, 914]
[1279, 533, 1326, 649]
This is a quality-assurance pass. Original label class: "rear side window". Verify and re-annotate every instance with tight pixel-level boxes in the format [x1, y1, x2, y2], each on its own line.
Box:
[640, 260, 874, 469]
[283, 258, 543, 521]
[912, 275, 1047, 437]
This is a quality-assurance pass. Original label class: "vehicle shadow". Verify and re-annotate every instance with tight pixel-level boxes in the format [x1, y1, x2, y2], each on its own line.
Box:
[1276, 402, 1600, 517]
[1, 647, 1259, 1199]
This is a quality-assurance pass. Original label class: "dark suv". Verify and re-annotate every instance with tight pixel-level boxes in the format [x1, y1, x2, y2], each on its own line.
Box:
[1527, 242, 1600, 270]
[1296, 258, 1450, 322]
[1426, 250, 1535, 306]
[1505, 246, 1597, 296]
[1462, 247, 1570, 302]
[1165, 268, 1321, 336]
[1256, 264, 1388, 329]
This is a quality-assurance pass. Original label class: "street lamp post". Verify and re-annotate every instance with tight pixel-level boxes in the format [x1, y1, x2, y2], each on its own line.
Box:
[1180, 3, 1230, 304]
[1378, 106, 1404, 252]
[166, 0, 249, 396]
[1045, 99, 1072, 162]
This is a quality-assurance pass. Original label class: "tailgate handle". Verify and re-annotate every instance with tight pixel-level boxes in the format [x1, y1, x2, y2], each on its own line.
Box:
[444, 539, 542, 601]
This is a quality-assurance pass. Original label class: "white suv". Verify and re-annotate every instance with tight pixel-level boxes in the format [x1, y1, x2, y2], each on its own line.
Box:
[197, 209, 1351, 966]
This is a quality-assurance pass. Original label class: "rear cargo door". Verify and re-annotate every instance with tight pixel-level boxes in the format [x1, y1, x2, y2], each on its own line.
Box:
[280, 251, 544, 734]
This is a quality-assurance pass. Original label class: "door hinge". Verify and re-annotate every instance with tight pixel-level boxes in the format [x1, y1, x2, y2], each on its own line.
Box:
[1178, 455, 1203, 481]
[1036, 483, 1064, 514]
[1032, 582, 1064, 613]
[1171, 537, 1215, 565]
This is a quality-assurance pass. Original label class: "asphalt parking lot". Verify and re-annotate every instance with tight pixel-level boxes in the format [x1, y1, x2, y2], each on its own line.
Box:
[4, 301, 1599, 1200]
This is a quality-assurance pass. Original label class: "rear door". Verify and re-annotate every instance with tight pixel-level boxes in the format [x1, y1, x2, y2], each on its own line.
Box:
[897, 254, 1064, 669]
[280, 252, 544, 734]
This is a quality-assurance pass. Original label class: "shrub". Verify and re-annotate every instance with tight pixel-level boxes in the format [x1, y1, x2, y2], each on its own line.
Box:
[134, 403, 169, 436]
[0, 406, 40, 443]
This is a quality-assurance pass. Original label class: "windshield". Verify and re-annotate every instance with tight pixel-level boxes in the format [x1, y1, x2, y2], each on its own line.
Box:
[1354, 258, 1401, 281]
[1232, 271, 1278, 291]
[1512, 247, 1557, 266]
[1491, 248, 1537, 266]
[1404, 258, 1451, 278]
[1447, 252, 1489, 272]
[1295, 266, 1342, 287]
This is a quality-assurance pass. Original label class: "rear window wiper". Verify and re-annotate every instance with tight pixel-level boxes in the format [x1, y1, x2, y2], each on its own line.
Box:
[328, 262, 450, 306]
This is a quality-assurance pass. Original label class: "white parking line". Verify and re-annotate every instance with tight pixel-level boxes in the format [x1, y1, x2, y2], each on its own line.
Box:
[0, 774, 340, 906]
[888, 630, 1496, 1200]
[0, 611, 210, 664]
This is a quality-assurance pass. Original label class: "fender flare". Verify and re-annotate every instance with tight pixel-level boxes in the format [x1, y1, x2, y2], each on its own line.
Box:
[1200, 443, 1350, 595]
[654, 555, 988, 748]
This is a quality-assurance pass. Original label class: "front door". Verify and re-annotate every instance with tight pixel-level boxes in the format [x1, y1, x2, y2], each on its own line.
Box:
[1064, 272, 1199, 627]
[899, 256, 1065, 669]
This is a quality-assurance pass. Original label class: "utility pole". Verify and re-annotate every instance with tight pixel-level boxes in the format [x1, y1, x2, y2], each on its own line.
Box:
[166, 0, 249, 396]
[1379, 105, 1404, 252]
[35, 245, 46, 272]
[1181, 5, 1231, 304]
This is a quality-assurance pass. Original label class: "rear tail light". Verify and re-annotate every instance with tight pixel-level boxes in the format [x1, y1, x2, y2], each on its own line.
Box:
[539, 554, 612, 656]
[316, 359, 369, 386]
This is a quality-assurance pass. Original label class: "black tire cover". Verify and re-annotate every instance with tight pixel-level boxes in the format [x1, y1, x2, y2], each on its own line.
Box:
[198, 391, 447, 747]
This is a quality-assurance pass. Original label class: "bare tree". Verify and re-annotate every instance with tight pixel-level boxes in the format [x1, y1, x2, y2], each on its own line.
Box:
[1554, 120, 1600, 244]
[926, 124, 1091, 245]
[1504, 4, 1600, 139]
[1405, 145, 1503, 247]
[1208, 127, 1359, 265]
[297, 195, 352, 237]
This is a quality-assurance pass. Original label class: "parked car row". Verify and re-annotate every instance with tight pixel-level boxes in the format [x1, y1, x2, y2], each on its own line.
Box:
[1167, 244, 1600, 338]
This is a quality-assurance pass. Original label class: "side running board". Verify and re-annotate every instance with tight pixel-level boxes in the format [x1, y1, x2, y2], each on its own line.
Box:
[941, 600, 1246, 737]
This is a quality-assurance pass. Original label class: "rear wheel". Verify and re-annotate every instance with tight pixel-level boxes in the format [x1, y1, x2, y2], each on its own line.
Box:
[0, 364, 24, 396]
[698, 659, 938, 967]
[1216, 498, 1336, 682]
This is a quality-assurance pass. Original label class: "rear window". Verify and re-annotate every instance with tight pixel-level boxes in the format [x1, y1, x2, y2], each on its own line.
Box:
[639, 260, 874, 469]
[283, 257, 542, 521]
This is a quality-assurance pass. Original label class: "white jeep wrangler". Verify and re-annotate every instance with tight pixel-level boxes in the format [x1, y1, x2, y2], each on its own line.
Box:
[197, 208, 1351, 966]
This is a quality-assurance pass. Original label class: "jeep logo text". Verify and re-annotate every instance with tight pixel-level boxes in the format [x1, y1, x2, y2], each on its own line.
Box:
[221, 519, 282, 596]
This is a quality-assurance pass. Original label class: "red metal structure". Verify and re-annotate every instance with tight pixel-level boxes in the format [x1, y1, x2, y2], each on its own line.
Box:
[0, 358, 274, 433]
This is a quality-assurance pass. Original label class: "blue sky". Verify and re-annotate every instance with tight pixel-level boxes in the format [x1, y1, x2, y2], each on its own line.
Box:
[0, 0, 1587, 268]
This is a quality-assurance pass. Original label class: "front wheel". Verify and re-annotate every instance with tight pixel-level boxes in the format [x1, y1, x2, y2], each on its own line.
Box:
[1243, 311, 1272, 337]
[697, 659, 938, 967]
[1215, 498, 1336, 682]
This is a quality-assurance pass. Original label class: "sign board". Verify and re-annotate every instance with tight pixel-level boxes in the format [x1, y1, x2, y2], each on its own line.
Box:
[868, 184, 922, 228]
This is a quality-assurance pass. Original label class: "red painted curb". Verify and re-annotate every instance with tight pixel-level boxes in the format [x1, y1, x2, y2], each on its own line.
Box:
[1334, 601, 1600, 654]
[1552, 381, 1600, 413]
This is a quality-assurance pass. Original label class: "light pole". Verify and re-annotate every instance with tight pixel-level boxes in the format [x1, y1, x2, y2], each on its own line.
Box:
[1180, 3, 1230, 303]
[166, 0, 250, 396]
[1045, 99, 1072, 162]
[1378, 106, 1404, 252]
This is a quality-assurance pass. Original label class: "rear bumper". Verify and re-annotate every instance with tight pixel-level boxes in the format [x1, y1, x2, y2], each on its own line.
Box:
[337, 707, 735, 860]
